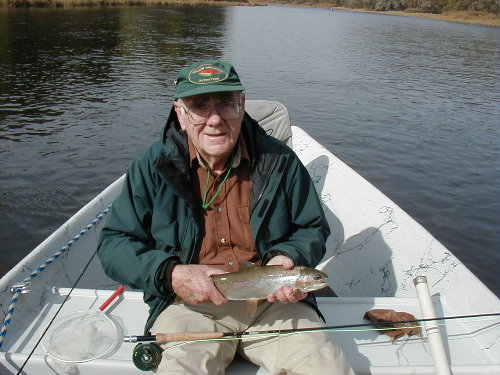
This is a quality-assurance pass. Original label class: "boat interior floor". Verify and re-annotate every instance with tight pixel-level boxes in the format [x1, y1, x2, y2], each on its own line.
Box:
[2, 287, 498, 375]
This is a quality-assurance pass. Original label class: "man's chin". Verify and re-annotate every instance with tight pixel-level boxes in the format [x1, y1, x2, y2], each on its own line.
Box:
[203, 143, 233, 157]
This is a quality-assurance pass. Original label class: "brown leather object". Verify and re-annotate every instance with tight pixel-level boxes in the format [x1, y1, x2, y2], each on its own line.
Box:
[364, 309, 421, 340]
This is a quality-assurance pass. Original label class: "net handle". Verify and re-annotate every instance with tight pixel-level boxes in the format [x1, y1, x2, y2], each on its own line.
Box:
[98, 285, 125, 311]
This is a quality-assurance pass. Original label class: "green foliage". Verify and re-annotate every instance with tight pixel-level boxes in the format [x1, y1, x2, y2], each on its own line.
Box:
[409, 0, 443, 13]
[332, 0, 498, 13]
[442, 0, 499, 12]
[373, 0, 404, 10]
[1, 0, 498, 15]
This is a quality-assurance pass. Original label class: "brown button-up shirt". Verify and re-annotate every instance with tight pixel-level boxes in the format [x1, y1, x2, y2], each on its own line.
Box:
[188, 136, 259, 273]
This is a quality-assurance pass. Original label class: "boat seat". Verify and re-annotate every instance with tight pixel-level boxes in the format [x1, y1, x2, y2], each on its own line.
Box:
[245, 100, 293, 148]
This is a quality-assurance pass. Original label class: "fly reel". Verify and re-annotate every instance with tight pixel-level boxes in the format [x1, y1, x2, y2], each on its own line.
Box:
[133, 343, 163, 371]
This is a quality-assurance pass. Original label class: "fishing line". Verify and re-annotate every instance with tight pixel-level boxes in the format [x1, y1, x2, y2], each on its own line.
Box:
[126, 311, 500, 346]
[130, 313, 499, 370]
[16, 249, 100, 375]
[128, 309, 500, 370]
[162, 315, 500, 351]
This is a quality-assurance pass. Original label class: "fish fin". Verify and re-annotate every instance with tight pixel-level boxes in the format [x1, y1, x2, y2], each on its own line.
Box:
[239, 260, 257, 271]
[245, 300, 259, 316]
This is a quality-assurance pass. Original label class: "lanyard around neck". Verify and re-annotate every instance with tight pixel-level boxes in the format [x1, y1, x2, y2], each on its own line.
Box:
[200, 152, 234, 210]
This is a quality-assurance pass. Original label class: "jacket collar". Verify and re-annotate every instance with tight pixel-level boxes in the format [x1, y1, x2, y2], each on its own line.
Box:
[159, 105, 259, 172]
[155, 106, 261, 204]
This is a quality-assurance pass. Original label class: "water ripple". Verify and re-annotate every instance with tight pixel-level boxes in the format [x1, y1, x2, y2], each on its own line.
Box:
[0, 6, 498, 295]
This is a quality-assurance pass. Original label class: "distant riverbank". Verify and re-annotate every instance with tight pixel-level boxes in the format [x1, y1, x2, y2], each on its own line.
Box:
[378, 10, 499, 27]
[0, 0, 249, 7]
[299, 4, 500, 27]
[270, 1, 500, 27]
[0, 0, 498, 28]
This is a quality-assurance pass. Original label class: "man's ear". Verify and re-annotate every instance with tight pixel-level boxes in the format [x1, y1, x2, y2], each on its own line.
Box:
[240, 93, 246, 113]
[174, 103, 187, 131]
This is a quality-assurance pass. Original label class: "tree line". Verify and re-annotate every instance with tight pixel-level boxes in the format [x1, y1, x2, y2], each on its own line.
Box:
[287, 0, 499, 14]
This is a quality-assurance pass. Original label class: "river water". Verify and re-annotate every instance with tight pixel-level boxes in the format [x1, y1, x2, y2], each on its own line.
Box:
[0, 6, 498, 295]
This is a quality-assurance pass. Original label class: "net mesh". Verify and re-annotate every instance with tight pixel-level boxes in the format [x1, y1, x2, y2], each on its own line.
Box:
[42, 311, 121, 362]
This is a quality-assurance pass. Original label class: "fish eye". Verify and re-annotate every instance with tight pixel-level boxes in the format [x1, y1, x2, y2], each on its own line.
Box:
[314, 274, 322, 280]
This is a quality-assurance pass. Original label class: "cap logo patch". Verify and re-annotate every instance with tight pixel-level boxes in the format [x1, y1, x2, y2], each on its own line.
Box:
[189, 64, 229, 85]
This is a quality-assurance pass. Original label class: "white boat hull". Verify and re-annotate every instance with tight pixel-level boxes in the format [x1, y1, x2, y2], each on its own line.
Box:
[1, 124, 498, 374]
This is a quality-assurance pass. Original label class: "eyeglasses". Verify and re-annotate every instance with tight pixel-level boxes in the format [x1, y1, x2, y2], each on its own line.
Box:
[178, 101, 242, 125]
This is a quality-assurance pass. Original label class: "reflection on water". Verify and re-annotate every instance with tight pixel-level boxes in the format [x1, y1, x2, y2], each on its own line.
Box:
[223, 6, 500, 296]
[0, 6, 498, 295]
[0, 6, 228, 277]
[0, 7, 226, 141]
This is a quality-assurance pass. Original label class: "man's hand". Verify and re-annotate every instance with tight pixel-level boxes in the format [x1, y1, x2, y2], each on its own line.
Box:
[171, 264, 228, 305]
[266, 255, 307, 304]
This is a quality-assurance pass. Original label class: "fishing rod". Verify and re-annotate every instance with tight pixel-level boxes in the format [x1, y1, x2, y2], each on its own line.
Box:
[125, 312, 500, 344]
[126, 312, 499, 371]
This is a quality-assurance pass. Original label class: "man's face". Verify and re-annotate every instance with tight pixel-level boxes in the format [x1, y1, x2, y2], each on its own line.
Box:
[175, 92, 245, 167]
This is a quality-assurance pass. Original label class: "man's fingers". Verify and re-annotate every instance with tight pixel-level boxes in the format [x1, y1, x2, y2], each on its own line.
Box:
[266, 255, 295, 269]
[171, 264, 228, 305]
[268, 286, 307, 304]
[282, 258, 294, 269]
[267, 293, 277, 303]
[284, 287, 306, 303]
[209, 283, 228, 306]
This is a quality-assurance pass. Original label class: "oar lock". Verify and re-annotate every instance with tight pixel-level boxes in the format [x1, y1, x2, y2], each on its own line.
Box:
[11, 281, 31, 294]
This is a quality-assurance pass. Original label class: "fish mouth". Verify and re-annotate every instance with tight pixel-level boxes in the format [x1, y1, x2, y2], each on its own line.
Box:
[314, 280, 329, 290]
[301, 279, 328, 292]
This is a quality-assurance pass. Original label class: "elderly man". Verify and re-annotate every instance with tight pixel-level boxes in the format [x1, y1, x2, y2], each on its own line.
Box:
[97, 60, 353, 374]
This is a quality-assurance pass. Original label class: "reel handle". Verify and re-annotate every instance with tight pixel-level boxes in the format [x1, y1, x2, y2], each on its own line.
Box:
[132, 332, 226, 371]
[133, 343, 162, 371]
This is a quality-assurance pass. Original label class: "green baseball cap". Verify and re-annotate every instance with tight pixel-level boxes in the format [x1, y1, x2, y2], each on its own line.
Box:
[174, 60, 245, 99]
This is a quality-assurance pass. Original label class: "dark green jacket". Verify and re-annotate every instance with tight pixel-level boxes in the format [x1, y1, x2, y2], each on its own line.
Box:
[97, 108, 330, 332]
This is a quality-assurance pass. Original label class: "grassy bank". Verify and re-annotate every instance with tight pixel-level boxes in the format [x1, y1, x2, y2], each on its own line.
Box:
[295, 3, 500, 26]
[378, 9, 500, 26]
[270, 1, 500, 27]
[297, 3, 500, 26]
[1, 0, 498, 27]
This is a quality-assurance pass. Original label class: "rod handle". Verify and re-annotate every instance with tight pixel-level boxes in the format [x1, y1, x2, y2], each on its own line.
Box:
[99, 285, 126, 311]
[156, 331, 225, 343]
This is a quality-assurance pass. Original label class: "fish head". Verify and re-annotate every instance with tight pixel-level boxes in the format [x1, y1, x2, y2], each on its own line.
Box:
[295, 268, 328, 292]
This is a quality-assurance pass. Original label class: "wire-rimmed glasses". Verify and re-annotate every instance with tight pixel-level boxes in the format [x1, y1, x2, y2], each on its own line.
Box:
[179, 101, 242, 125]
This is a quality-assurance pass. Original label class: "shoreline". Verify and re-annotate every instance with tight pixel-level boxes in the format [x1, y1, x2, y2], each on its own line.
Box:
[1, 0, 498, 27]
[325, 7, 500, 27]
[270, 2, 500, 27]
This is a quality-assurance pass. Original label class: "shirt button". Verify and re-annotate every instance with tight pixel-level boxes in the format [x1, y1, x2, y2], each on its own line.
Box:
[220, 238, 227, 244]
[228, 261, 234, 265]
[217, 207, 223, 213]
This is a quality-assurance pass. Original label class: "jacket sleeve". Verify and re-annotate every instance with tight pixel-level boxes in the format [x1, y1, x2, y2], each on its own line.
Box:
[266, 154, 330, 268]
[97, 151, 174, 297]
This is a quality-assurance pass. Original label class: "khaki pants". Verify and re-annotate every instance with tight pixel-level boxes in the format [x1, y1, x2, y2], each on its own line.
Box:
[151, 300, 354, 375]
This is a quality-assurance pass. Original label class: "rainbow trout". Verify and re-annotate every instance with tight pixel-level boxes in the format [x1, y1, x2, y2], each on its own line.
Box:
[211, 265, 328, 300]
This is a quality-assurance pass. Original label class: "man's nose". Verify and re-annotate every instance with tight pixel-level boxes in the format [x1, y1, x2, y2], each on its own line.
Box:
[206, 108, 223, 126]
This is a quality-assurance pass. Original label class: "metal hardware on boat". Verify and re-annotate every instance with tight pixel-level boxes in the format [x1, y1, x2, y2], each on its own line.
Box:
[11, 281, 31, 294]
[413, 275, 428, 286]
